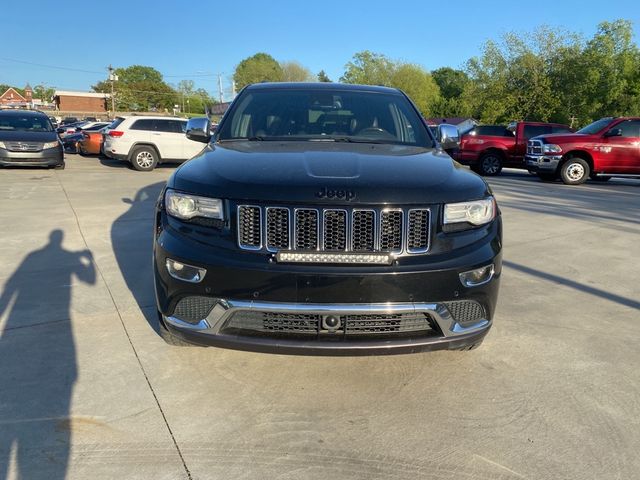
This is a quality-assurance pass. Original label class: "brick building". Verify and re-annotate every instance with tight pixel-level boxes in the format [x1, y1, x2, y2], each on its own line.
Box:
[0, 84, 32, 108]
[53, 90, 109, 112]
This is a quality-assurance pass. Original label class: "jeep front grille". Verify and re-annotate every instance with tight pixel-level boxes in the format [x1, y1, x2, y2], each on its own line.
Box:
[237, 205, 431, 254]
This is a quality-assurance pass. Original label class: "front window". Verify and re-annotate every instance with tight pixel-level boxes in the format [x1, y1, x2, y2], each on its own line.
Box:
[0, 114, 53, 132]
[217, 88, 433, 147]
[576, 118, 614, 135]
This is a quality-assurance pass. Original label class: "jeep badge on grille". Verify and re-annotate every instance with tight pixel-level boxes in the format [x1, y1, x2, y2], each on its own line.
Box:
[316, 187, 356, 201]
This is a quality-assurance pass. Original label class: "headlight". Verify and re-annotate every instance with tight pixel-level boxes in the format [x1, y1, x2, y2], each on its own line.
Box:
[542, 144, 562, 153]
[444, 197, 495, 228]
[165, 190, 224, 220]
[0, 141, 5, 149]
[43, 141, 60, 149]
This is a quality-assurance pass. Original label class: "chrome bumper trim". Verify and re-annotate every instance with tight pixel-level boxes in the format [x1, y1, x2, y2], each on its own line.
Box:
[525, 154, 562, 170]
[164, 300, 490, 338]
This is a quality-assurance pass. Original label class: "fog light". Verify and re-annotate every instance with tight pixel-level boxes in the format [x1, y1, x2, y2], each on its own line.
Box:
[166, 258, 206, 283]
[459, 264, 494, 287]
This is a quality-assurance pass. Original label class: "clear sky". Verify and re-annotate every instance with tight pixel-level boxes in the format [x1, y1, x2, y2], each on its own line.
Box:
[1, 0, 638, 99]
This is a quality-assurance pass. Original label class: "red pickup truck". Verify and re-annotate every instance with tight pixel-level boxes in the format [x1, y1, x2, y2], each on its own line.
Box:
[456, 121, 573, 176]
[526, 117, 640, 184]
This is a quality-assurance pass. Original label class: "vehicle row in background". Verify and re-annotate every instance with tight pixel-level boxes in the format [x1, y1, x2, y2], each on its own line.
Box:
[526, 117, 640, 184]
[455, 121, 573, 176]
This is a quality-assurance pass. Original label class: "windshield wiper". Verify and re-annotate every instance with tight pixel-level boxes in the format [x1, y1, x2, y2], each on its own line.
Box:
[323, 136, 396, 144]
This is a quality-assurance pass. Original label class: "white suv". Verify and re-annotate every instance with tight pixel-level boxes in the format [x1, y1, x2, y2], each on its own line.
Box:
[103, 116, 205, 171]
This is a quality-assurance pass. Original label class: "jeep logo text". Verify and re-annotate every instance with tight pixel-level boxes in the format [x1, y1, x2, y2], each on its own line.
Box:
[315, 187, 356, 201]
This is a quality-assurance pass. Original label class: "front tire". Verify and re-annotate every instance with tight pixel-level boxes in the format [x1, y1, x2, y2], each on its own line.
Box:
[560, 157, 590, 185]
[131, 146, 158, 171]
[477, 153, 503, 176]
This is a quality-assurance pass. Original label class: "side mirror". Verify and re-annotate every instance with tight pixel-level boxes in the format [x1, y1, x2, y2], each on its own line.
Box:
[604, 128, 622, 138]
[437, 123, 460, 150]
[186, 117, 212, 143]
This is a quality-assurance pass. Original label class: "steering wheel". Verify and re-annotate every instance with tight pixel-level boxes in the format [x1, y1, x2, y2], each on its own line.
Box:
[356, 127, 395, 139]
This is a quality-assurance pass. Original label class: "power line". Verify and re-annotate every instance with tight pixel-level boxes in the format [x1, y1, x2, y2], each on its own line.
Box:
[0, 57, 104, 75]
[1, 57, 220, 80]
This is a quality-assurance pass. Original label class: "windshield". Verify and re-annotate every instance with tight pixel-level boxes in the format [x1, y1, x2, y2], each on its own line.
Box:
[217, 88, 433, 147]
[576, 117, 614, 135]
[0, 114, 53, 132]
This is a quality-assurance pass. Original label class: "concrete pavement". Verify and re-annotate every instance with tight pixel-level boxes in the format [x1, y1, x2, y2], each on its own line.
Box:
[1, 155, 639, 479]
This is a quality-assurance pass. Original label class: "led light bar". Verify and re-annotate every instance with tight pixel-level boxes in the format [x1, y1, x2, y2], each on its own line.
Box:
[276, 251, 392, 265]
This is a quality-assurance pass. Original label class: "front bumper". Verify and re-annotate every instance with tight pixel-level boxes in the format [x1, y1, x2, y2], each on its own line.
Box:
[0, 147, 63, 167]
[154, 218, 502, 355]
[525, 154, 562, 172]
[161, 299, 493, 355]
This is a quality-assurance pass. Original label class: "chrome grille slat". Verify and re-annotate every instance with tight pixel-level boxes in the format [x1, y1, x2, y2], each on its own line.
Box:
[527, 139, 543, 155]
[5, 142, 43, 152]
[238, 205, 430, 255]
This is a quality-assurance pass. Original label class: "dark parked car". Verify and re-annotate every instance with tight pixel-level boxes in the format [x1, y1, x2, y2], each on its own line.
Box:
[0, 110, 64, 168]
[153, 83, 502, 354]
[61, 117, 79, 125]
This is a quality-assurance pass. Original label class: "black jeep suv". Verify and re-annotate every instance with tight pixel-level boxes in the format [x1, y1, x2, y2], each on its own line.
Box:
[153, 83, 502, 355]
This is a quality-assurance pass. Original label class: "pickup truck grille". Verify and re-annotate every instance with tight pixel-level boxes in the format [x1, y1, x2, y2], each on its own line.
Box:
[527, 140, 544, 155]
[238, 205, 431, 254]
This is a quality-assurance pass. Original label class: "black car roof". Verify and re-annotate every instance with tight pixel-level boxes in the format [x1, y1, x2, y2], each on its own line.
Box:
[245, 82, 402, 94]
[0, 109, 48, 117]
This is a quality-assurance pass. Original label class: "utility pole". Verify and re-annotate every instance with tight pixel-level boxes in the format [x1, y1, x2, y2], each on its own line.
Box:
[218, 74, 224, 103]
[108, 64, 117, 115]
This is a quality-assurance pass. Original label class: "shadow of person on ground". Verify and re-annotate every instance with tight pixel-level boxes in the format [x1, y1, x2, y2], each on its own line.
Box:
[111, 182, 166, 333]
[0, 230, 95, 480]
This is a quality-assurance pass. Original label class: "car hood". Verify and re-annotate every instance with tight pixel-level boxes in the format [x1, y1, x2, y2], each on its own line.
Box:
[168, 141, 490, 204]
[0, 131, 58, 143]
[534, 133, 590, 143]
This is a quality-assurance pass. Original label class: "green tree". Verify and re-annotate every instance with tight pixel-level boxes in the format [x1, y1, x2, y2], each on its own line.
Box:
[233, 53, 283, 89]
[341, 51, 440, 115]
[280, 61, 314, 82]
[340, 51, 395, 85]
[460, 20, 640, 125]
[33, 84, 55, 102]
[93, 65, 178, 111]
[390, 64, 441, 116]
[317, 70, 331, 82]
[431, 67, 469, 100]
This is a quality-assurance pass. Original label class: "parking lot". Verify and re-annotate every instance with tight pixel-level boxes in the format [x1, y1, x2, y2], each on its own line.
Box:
[1, 154, 639, 479]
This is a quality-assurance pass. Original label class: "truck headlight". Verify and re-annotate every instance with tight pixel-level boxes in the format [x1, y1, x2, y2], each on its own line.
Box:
[165, 190, 224, 220]
[444, 197, 495, 229]
[542, 144, 562, 154]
